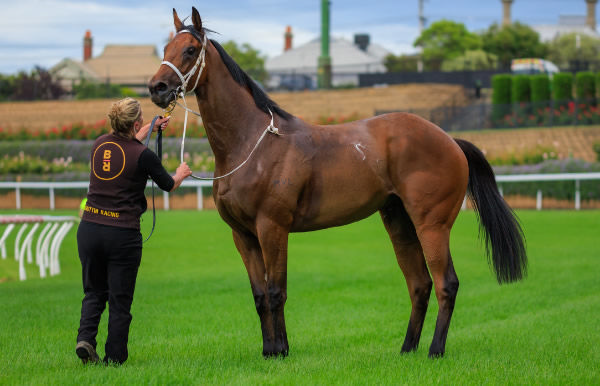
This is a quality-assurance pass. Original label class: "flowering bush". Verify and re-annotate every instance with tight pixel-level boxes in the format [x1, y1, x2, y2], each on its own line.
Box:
[0, 118, 205, 141]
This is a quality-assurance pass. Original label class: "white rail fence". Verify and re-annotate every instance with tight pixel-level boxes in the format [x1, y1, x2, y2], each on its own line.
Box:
[1, 173, 600, 212]
[0, 215, 78, 281]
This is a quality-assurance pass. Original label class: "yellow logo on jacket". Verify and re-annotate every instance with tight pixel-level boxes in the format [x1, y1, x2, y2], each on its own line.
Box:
[93, 142, 125, 181]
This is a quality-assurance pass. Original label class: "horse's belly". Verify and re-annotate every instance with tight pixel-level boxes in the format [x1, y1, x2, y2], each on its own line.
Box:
[291, 165, 389, 232]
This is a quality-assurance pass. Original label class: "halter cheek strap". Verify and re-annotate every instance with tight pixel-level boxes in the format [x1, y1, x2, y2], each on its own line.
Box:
[161, 31, 207, 95]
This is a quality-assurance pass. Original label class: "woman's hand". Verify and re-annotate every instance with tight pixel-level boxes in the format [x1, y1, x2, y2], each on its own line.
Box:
[170, 162, 192, 191]
[154, 116, 170, 132]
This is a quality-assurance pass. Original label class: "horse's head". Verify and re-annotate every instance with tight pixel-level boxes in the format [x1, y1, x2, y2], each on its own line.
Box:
[149, 7, 207, 108]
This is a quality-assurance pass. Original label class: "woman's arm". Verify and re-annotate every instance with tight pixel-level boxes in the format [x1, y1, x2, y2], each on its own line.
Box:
[139, 149, 192, 192]
[135, 116, 170, 142]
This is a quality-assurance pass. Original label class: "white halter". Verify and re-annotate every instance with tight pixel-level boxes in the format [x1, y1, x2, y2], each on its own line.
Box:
[161, 30, 207, 96]
[159, 30, 280, 181]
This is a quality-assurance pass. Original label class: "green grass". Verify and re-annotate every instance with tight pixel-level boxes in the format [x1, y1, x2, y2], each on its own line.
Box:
[1, 209, 599, 384]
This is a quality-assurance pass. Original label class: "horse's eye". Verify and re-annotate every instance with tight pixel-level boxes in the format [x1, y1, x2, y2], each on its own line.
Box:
[186, 47, 196, 56]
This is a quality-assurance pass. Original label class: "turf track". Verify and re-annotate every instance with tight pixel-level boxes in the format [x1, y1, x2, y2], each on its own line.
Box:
[0, 209, 598, 384]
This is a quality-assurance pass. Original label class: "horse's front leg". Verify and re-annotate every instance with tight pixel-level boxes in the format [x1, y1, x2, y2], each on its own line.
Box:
[256, 216, 290, 357]
[232, 229, 276, 357]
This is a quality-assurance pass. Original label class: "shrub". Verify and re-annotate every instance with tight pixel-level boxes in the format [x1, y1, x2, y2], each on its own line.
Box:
[492, 74, 512, 104]
[594, 142, 600, 162]
[576, 71, 595, 105]
[530, 74, 551, 103]
[511, 75, 531, 103]
[492, 74, 512, 124]
[552, 72, 573, 103]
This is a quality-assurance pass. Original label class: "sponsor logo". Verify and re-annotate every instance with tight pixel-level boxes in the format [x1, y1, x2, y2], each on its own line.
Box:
[92, 142, 125, 181]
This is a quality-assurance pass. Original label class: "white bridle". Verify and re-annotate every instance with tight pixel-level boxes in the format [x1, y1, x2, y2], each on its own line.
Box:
[159, 29, 280, 181]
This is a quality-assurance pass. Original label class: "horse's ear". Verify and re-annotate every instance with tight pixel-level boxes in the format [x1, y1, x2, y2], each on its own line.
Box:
[173, 8, 184, 32]
[191, 7, 203, 32]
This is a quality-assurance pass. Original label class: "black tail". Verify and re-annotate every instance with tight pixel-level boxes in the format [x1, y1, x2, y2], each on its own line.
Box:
[454, 138, 527, 284]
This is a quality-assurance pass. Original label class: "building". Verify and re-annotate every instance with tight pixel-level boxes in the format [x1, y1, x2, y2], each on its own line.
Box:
[50, 30, 162, 96]
[502, 0, 600, 42]
[265, 27, 390, 90]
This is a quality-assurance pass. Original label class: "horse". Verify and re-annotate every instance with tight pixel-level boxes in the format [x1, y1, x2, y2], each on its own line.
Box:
[148, 7, 527, 358]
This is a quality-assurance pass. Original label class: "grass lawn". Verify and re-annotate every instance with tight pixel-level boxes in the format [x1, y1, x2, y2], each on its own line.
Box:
[0, 209, 599, 384]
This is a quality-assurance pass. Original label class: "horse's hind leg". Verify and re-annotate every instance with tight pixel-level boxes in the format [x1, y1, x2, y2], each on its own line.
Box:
[415, 225, 459, 358]
[380, 196, 433, 353]
[232, 229, 276, 357]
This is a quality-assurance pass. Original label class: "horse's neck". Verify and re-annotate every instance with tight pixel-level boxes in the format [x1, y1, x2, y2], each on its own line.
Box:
[194, 74, 268, 167]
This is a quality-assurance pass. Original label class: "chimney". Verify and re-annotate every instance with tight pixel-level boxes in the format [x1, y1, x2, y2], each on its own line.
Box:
[502, 0, 513, 27]
[587, 0, 598, 31]
[354, 34, 370, 52]
[284, 26, 293, 52]
[83, 30, 93, 61]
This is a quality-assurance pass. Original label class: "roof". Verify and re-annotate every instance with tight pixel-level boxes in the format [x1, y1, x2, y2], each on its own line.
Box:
[50, 58, 98, 81]
[266, 37, 390, 74]
[83, 45, 161, 85]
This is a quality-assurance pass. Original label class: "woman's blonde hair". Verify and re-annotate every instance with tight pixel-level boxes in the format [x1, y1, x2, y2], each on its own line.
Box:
[108, 98, 141, 139]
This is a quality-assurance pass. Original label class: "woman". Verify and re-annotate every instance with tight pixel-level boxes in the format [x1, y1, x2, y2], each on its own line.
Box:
[75, 97, 192, 365]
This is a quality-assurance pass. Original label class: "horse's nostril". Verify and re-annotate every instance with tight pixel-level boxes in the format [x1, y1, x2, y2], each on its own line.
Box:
[149, 81, 169, 96]
[156, 82, 167, 92]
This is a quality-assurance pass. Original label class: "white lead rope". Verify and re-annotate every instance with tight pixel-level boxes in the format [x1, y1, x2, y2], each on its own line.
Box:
[160, 30, 281, 181]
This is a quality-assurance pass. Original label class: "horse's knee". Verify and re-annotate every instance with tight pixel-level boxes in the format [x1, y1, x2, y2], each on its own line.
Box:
[267, 285, 286, 312]
[412, 279, 433, 310]
[253, 290, 268, 314]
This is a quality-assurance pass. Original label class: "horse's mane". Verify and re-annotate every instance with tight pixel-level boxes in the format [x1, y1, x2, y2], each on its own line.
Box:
[210, 39, 293, 121]
[180, 25, 292, 121]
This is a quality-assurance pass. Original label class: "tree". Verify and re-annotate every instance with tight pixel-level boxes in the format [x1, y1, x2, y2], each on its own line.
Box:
[441, 50, 498, 71]
[481, 22, 547, 69]
[221, 41, 267, 84]
[9, 66, 65, 101]
[546, 32, 600, 70]
[414, 20, 482, 70]
[384, 54, 418, 72]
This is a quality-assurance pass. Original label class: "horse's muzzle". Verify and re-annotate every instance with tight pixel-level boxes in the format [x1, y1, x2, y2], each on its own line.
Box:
[148, 80, 176, 108]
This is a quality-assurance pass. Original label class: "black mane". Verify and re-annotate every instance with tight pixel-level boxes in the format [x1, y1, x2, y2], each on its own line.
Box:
[180, 24, 292, 120]
[209, 39, 293, 121]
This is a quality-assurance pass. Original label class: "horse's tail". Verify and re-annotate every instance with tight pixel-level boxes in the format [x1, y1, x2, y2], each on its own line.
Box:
[454, 138, 527, 284]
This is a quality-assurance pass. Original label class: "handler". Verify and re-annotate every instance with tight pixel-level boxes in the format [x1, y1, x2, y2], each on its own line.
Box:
[75, 97, 191, 365]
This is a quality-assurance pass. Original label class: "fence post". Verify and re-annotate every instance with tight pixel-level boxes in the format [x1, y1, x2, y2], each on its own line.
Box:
[575, 179, 581, 210]
[16, 186, 21, 210]
[163, 191, 170, 211]
[49, 187, 55, 211]
[197, 186, 204, 210]
[536, 189, 543, 210]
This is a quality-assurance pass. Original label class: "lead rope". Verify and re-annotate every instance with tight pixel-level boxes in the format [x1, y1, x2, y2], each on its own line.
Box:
[143, 115, 163, 243]
[160, 31, 281, 182]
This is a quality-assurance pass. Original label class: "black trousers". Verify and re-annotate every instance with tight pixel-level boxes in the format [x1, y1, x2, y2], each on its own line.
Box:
[76, 220, 142, 364]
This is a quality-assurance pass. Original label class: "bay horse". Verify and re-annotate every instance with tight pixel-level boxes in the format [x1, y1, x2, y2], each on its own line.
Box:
[149, 7, 527, 358]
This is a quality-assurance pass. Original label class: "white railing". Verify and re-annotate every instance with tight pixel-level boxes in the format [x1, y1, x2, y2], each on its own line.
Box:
[1, 173, 600, 211]
[0, 215, 78, 281]
[496, 172, 600, 210]
[0, 180, 213, 211]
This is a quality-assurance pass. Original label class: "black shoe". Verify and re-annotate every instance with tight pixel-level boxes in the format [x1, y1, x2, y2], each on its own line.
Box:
[76, 341, 100, 364]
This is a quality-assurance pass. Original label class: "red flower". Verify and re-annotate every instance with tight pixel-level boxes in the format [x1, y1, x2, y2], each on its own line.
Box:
[568, 101, 575, 114]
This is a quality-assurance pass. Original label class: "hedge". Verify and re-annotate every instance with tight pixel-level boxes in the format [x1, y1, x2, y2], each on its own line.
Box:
[576, 72, 596, 102]
[552, 72, 573, 102]
[530, 75, 551, 103]
[511, 75, 531, 103]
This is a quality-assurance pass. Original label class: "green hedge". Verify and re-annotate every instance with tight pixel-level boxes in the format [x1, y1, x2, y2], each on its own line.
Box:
[530, 75, 551, 103]
[492, 74, 512, 104]
[552, 72, 573, 102]
[576, 72, 595, 102]
[511, 75, 531, 103]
